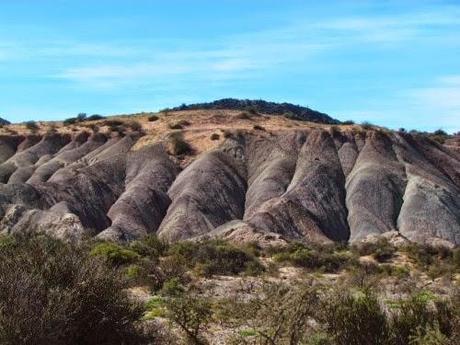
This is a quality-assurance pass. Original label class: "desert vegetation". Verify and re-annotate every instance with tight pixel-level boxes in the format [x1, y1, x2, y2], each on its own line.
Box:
[0, 233, 459, 344]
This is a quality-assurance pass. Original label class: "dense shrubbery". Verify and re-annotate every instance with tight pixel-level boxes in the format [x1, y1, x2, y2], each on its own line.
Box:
[169, 98, 339, 124]
[0, 232, 458, 344]
[167, 239, 264, 277]
[0, 234, 151, 345]
[351, 238, 396, 263]
[271, 242, 354, 273]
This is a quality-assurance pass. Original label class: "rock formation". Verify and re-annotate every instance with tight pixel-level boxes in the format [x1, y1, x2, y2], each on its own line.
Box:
[0, 109, 458, 246]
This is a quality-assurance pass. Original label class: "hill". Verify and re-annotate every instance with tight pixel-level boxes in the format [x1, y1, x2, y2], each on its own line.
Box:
[169, 98, 340, 124]
[0, 106, 458, 247]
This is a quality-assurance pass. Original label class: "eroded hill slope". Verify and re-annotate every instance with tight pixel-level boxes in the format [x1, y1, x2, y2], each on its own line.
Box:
[0, 109, 459, 245]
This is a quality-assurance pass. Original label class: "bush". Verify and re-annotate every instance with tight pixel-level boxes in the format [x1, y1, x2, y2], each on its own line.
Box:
[253, 125, 265, 131]
[25, 121, 39, 131]
[361, 121, 374, 130]
[0, 234, 150, 345]
[170, 133, 193, 156]
[272, 242, 353, 273]
[148, 115, 159, 122]
[130, 234, 169, 258]
[321, 289, 389, 345]
[210, 133, 220, 140]
[168, 240, 264, 277]
[352, 238, 396, 263]
[86, 114, 105, 121]
[126, 120, 143, 132]
[90, 242, 140, 267]
[77, 113, 87, 121]
[342, 120, 355, 125]
[165, 295, 212, 345]
[390, 292, 439, 345]
[169, 120, 190, 129]
[63, 117, 78, 125]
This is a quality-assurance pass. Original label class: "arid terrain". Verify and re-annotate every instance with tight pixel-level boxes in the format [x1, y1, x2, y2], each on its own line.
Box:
[0, 101, 459, 344]
[0, 101, 459, 247]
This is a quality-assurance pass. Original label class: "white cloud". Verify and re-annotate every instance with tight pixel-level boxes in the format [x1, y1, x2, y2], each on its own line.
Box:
[408, 76, 460, 112]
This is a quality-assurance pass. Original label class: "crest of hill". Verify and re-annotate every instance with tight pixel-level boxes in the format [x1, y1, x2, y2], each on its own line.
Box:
[0, 118, 11, 126]
[169, 98, 340, 124]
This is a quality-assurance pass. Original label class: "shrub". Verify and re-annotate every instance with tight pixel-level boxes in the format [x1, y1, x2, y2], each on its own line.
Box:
[168, 240, 264, 277]
[321, 289, 389, 345]
[352, 238, 396, 263]
[165, 294, 212, 345]
[169, 120, 190, 129]
[63, 117, 78, 125]
[90, 242, 140, 267]
[210, 133, 220, 140]
[253, 125, 265, 131]
[0, 234, 150, 345]
[342, 120, 355, 125]
[170, 133, 193, 156]
[130, 234, 169, 258]
[272, 242, 353, 273]
[148, 115, 159, 122]
[126, 120, 143, 132]
[86, 114, 105, 121]
[25, 120, 39, 131]
[390, 292, 439, 345]
[77, 113, 87, 121]
[361, 121, 374, 130]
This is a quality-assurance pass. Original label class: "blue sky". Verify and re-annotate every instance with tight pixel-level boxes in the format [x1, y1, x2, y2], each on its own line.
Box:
[0, 1, 459, 132]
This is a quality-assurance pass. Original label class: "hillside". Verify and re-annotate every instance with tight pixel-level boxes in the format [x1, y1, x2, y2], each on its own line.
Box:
[0, 107, 458, 246]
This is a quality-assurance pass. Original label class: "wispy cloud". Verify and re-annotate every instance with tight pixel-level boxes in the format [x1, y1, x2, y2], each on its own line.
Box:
[47, 6, 460, 90]
[408, 75, 460, 116]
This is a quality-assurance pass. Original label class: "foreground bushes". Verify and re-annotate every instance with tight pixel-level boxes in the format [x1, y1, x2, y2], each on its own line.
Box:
[0, 234, 151, 345]
[222, 283, 460, 345]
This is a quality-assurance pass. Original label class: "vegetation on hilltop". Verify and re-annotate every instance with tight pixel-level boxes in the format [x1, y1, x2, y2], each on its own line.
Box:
[167, 98, 340, 124]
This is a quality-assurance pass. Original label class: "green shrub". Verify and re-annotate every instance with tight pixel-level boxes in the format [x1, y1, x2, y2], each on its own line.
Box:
[272, 242, 353, 273]
[0, 234, 150, 345]
[130, 234, 169, 258]
[148, 115, 159, 122]
[352, 238, 396, 263]
[160, 277, 185, 297]
[321, 289, 389, 345]
[165, 294, 212, 345]
[90, 242, 140, 266]
[390, 292, 438, 345]
[168, 240, 264, 277]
